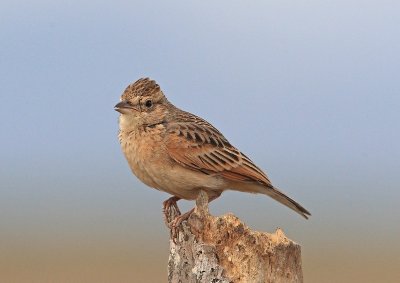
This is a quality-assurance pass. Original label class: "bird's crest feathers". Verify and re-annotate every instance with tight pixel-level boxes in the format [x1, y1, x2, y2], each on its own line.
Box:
[121, 77, 165, 102]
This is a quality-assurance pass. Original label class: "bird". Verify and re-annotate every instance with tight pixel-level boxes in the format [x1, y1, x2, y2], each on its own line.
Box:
[115, 78, 310, 228]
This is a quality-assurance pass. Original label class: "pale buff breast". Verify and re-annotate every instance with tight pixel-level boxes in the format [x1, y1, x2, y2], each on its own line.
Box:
[119, 129, 161, 190]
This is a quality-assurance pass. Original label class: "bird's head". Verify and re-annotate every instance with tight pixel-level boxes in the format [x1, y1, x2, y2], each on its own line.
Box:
[115, 78, 170, 129]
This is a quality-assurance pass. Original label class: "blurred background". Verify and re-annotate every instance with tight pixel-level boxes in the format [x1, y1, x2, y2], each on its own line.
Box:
[1, 1, 399, 282]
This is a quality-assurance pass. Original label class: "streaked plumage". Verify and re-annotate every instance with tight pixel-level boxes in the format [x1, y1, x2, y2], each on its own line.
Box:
[115, 78, 310, 225]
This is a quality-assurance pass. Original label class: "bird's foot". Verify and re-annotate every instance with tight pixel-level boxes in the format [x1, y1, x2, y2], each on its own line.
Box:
[163, 196, 181, 226]
[170, 208, 195, 228]
[169, 208, 195, 243]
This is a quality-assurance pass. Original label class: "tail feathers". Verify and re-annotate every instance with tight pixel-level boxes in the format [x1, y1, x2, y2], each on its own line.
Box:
[263, 186, 311, 219]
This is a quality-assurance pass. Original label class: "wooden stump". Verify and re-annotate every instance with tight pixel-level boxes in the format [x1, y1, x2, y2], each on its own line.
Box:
[166, 191, 304, 283]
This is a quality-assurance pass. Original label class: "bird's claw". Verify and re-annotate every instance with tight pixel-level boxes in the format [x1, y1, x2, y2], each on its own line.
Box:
[162, 196, 195, 244]
[163, 196, 181, 225]
[169, 208, 195, 244]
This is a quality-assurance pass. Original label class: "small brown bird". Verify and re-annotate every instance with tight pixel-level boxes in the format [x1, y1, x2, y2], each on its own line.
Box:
[115, 78, 310, 227]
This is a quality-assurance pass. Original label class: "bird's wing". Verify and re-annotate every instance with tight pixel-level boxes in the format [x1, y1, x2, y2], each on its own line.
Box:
[165, 113, 272, 187]
[165, 112, 311, 219]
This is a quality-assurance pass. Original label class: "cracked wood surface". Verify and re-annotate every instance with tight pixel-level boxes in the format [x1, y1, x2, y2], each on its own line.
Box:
[166, 191, 304, 283]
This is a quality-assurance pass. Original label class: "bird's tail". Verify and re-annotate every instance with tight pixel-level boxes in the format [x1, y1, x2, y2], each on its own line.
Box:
[231, 182, 311, 219]
[263, 186, 311, 219]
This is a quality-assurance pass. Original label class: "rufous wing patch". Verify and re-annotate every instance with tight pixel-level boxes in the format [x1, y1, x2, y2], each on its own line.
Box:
[165, 121, 272, 187]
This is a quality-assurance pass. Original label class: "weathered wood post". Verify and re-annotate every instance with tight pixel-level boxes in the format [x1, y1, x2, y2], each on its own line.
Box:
[166, 191, 304, 283]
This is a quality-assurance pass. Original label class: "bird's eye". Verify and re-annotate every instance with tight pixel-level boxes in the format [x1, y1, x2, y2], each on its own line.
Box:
[145, 99, 153, 108]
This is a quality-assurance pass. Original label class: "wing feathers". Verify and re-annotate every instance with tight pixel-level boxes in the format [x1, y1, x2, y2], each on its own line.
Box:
[165, 117, 311, 218]
[166, 120, 271, 186]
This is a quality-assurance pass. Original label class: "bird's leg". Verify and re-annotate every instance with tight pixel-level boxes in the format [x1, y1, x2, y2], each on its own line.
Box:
[163, 196, 181, 225]
[170, 193, 221, 242]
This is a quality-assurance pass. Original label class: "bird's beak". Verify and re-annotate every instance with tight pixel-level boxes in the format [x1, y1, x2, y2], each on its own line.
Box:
[114, 100, 139, 114]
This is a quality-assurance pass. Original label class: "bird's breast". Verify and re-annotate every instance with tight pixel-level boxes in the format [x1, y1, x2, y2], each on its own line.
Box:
[118, 127, 228, 199]
[119, 128, 165, 189]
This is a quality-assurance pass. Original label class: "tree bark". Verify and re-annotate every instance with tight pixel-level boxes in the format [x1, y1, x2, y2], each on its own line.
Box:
[166, 191, 304, 283]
